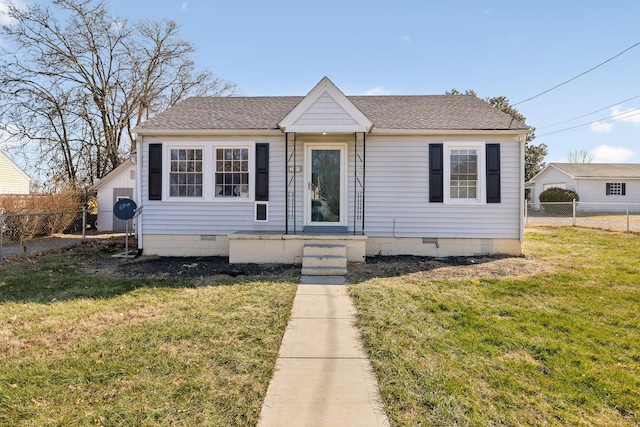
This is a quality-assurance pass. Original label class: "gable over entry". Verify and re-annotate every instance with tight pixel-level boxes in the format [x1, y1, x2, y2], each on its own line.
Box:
[278, 78, 372, 235]
[278, 77, 374, 134]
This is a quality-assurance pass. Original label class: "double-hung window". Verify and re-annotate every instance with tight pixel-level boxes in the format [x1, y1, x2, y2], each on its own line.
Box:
[450, 149, 478, 200]
[169, 148, 203, 197]
[443, 143, 485, 203]
[215, 148, 249, 198]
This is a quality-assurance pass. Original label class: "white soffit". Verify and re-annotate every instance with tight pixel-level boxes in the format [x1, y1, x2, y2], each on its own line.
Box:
[278, 77, 373, 133]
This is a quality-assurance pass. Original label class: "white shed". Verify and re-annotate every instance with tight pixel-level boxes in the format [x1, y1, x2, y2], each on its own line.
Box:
[89, 160, 137, 232]
[0, 151, 31, 194]
[526, 163, 640, 211]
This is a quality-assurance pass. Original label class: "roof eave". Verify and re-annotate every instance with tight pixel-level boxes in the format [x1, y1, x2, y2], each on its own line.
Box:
[370, 128, 530, 136]
[134, 128, 284, 137]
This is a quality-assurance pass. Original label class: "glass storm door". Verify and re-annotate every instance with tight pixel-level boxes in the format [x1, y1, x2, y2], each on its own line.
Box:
[307, 146, 345, 225]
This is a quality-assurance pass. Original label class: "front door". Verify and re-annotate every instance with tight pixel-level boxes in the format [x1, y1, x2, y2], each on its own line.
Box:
[306, 145, 346, 226]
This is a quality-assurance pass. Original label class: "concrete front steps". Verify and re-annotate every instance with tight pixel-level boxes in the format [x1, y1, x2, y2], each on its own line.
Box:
[301, 244, 347, 276]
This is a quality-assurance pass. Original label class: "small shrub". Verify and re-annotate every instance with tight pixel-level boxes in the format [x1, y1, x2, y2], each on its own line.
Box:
[539, 187, 579, 215]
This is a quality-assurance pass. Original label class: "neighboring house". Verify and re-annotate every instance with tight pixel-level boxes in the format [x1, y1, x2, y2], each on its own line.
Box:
[0, 151, 31, 195]
[526, 163, 640, 211]
[89, 159, 137, 232]
[132, 77, 529, 263]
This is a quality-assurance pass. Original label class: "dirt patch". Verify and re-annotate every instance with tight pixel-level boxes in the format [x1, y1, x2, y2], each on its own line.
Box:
[72, 237, 550, 283]
[74, 237, 300, 281]
[84, 255, 301, 281]
[347, 254, 551, 282]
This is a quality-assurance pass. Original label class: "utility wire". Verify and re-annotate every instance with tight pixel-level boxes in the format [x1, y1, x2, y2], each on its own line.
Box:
[537, 93, 640, 129]
[513, 41, 640, 106]
[537, 108, 640, 137]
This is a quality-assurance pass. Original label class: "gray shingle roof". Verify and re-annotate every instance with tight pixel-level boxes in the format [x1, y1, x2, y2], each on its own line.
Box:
[551, 163, 640, 179]
[134, 94, 529, 132]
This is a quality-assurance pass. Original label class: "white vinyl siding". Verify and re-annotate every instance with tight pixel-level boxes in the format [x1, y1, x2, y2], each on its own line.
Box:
[141, 136, 286, 235]
[140, 134, 523, 240]
[543, 182, 566, 191]
[575, 179, 640, 205]
[364, 136, 522, 239]
[0, 153, 30, 194]
[294, 93, 359, 128]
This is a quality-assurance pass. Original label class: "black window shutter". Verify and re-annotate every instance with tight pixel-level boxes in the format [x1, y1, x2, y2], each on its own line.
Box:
[429, 143, 443, 203]
[149, 143, 162, 200]
[486, 144, 501, 203]
[255, 143, 269, 201]
[622, 183, 626, 196]
[606, 183, 611, 195]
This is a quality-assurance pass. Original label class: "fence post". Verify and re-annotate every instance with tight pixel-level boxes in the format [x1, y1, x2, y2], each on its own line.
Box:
[572, 199, 576, 226]
[627, 204, 630, 232]
[82, 206, 87, 240]
[524, 198, 528, 226]
[0, 214, 4, 263]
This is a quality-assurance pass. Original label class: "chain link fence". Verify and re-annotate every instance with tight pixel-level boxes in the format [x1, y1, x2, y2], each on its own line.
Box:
[0, 209, 87, 262]
[525, 201, 640, 232]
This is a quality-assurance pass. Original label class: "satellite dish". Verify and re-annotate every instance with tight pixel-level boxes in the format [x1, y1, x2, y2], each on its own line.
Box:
[114, 198, 137, 220]
[112, 198, 139, 259]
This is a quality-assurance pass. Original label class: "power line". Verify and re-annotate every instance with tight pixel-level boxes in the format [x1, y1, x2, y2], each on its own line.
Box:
[513, 41, 640, 106]
[537, 108, 640, 137]
[537, 93, 640, 129]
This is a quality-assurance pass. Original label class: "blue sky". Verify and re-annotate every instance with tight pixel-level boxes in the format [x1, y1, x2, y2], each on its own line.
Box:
[3, 0, 640, 167]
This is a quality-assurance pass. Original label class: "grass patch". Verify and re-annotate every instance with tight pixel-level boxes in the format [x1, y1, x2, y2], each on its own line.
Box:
[0, 247, 297, 426]
[350, 227, 639, 426]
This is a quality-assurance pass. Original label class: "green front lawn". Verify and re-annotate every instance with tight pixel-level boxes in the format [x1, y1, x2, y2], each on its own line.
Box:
[350, 227, 639, 426]
[0, 249, 297, 426]
[2, 227, 638, 426]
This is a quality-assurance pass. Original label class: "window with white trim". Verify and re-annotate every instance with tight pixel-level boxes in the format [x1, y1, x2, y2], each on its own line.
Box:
[169, 148, 203, 197]
[215, 148, 249, 198]
[444, 143, 485, 203]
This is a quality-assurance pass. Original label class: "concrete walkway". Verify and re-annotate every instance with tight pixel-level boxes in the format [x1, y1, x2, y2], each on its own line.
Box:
[258, 277, 390, 427]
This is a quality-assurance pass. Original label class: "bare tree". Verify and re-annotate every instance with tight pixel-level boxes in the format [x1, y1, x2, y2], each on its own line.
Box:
[0, 0, 237, 187]
[567, 149, 594, 163]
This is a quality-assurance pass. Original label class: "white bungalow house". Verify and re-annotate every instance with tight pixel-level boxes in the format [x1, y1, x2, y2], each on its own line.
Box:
[132, 77, 529, 266]
[526, 163, 640, 212]
[0, 151, 31, 195]
[89, 159, 137, 232]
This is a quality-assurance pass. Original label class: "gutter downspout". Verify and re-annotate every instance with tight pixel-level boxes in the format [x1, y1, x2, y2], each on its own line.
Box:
[136, 135, 143, 254]
[520, 134, 525, 246]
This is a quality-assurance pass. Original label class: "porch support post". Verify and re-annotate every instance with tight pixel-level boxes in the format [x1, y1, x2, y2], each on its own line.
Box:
[285, 132, 289, 234]
[353, 133, 358, 235]
[353, 132, 366, 236]
[293, 132, 297, 234]
[362, 131, 366, 235]
[285, 132, 297, 234]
